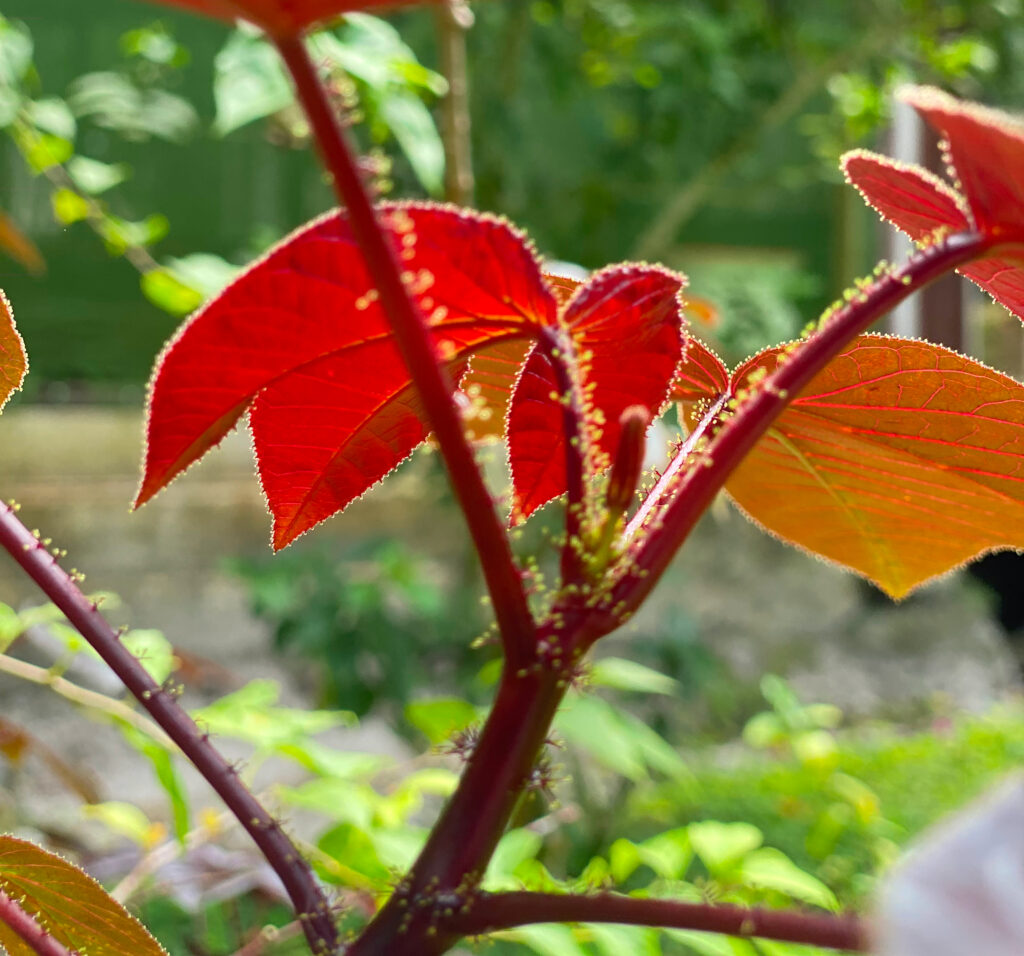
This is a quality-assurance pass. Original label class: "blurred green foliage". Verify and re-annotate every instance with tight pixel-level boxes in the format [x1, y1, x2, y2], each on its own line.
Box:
[228, 540, 491, 721]
[4, 2, 1024, 389]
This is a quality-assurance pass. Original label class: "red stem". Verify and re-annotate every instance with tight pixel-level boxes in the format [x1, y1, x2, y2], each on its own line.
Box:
[0, 503, 339, 955]
[455, 891, 867, 951]
[0, 889, 74, 956]
[274, 35, 536, 672]
[538, 326, 591, 585]
[610, 231, 993, 619]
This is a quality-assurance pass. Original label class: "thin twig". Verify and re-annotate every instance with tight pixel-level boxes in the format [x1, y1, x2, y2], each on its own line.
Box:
[456, 891, 867, 952]
[274, 35, 536, 672]
[0, 503, 339, 955]
[0, 652, 174, 749]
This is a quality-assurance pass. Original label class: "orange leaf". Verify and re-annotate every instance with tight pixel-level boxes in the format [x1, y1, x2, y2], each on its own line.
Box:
[0, 836, 165, 956]
[676, 334, 1024, 598]
[144, 0, 437, 38]
[0, 291, 27, 413]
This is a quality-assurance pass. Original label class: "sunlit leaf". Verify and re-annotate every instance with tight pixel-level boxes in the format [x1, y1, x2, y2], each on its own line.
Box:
[138, 203, 555, 548]
[508, 265, 687, 521]
[0, 835, 166, 956]
[676, 333, 1024, 598]
[842, 86, 1024, 322]
[0, 290, 27, 412]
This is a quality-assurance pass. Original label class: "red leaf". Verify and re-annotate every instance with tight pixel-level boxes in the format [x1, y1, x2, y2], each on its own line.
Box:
[508, 265, 687, 522]
[676, 333, 1024, 598]
[903, 85, 1024, 235]
[0, 290, 27, 413]
[144, 0, 435, 38]
[841, 151, 970, 240]
[138, 203, 555, 547]
[842, 87, 1024, 321]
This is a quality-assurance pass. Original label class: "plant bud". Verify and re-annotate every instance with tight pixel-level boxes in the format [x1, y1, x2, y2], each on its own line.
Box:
[605, 405, 650, 517]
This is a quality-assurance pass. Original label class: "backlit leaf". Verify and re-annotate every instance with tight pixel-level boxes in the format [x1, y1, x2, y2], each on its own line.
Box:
[842, 87, 1024, 321]
[676, 334, 1024, 598]
[137, 203, 555, 548]
[0, 291, 27, 412]
[145, 0, 439, 39]
[508, 265, 687, 521]
[0, 835, 166, 956]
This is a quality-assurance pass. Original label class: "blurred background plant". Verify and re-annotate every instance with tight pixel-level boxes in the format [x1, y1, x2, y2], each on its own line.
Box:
[3, 2, 1024, 953]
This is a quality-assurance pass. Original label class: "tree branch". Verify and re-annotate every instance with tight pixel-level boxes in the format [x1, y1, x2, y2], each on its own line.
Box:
[274, 34, 536, 672]
[455, 891, 867, 951]
[0, 503, 339, 955]
[0, 889, 74, 956]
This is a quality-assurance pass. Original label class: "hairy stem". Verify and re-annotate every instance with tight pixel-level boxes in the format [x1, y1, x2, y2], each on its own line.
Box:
[456, 891, 867, 951]
[625, 393, 727, 541]
[0, 889, 74, 956]
[346, 659, 570, 955]
[0, 503, 339, 955]
[612, 231, 993, 618]
[538, 326, 591, 585]
[275, 34, 535, 672]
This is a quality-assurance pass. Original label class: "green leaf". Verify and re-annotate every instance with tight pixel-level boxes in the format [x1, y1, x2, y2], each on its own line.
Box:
[376, 92, 445, 196]
[609, 838, 642, 883]
[212, 28, 292, 136]
[67, 156, 129, 195]
[275, 778, 378, 830]
[18, 131, 72, 173]
[664, 929, 758, 956]
[117, 723, 190, 844]
[404, 697, 478, 745]
[100, 213, 169, 255]
[588, 924, 661, 956]
[316, 823, 390, 887]
[275, 739, 386, 780]
[506, 923, 589, 956]
[193, 679, 353, 751]
[0, 17, 33, 87]
[163, 253, 238, 298]
[688, 821, 763, 875]
[0, 604, 23, 651]
[121, 629, 176, 684]
[637, 827, 693, 879]
[590, 657, 679, 695]
[0, 834, 166, 956]
[51, 188, 90, 225]
[738, 848, 839, 911]
[141, 269, 204, 317]
[557, 694, 688, 783]
[27, 98, 75, 139]
[484, 828, 543, 890]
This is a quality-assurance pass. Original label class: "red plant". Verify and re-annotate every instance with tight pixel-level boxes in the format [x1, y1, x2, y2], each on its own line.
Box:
[2, 2, 1024, 953]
